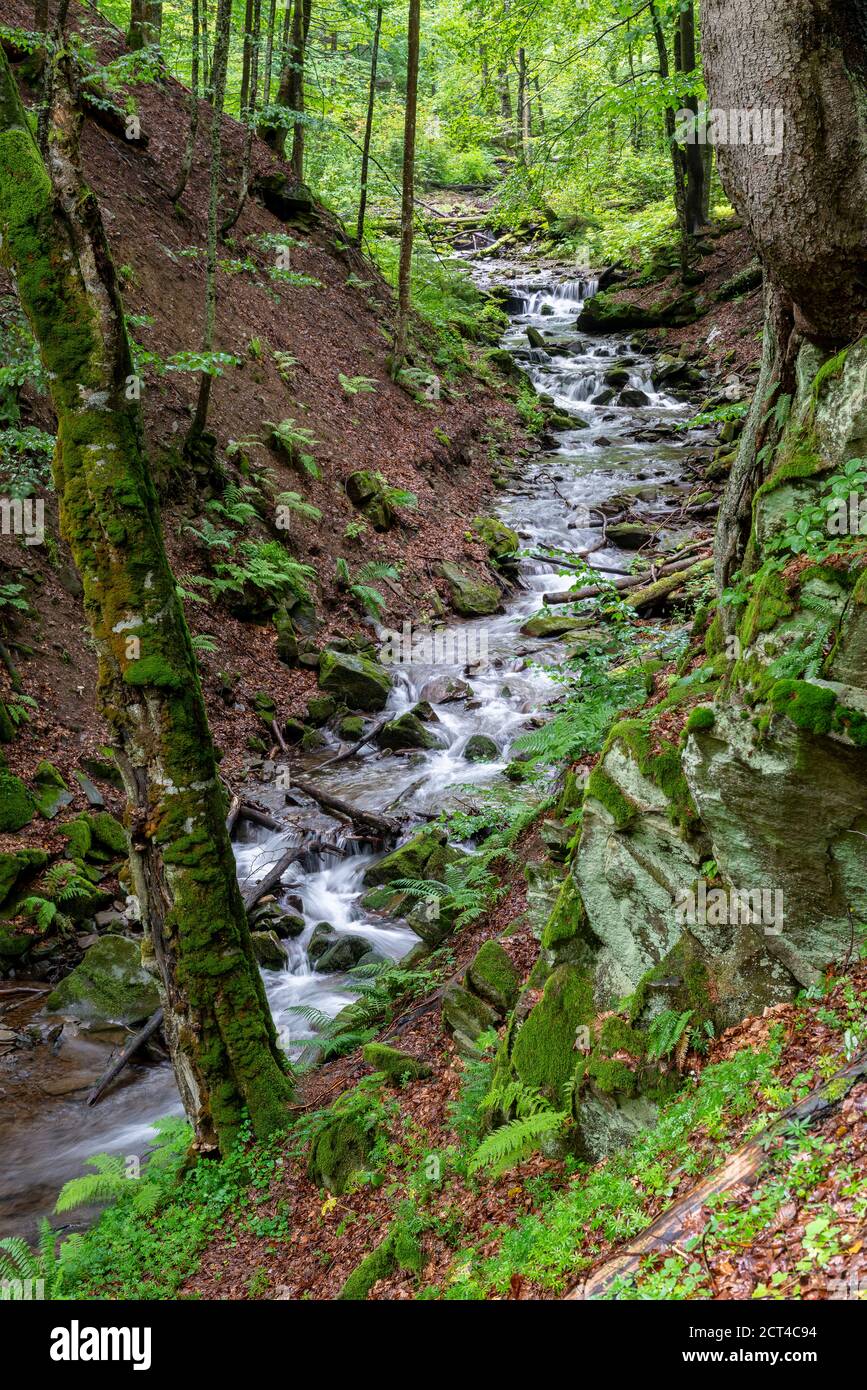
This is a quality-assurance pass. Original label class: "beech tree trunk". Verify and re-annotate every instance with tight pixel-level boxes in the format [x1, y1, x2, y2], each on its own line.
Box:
[170, 0, 200, 203]
[356, 5, 383, 244]
[0, 46, 293, 1152]
[702, 0, 867, 606]
[289, 0, 312, 181]
[394, 0, 421, 373]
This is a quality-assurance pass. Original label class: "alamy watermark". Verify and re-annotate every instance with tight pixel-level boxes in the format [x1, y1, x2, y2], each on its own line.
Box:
[0, 496, 44, 546]
[675, 101, 784, 156]
[378, 620, 489, 669]
[675, 880, 785, 935]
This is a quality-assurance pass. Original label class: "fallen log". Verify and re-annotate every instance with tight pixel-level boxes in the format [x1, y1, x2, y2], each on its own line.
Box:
[565, 1047, 867, 1300]
[317, 715, 392, 768]
[542, 553, 711, 605]
[627, 557, 714, 609]
[86, 1008, 164, 1107]
[239, 802, 284, 832]
[241, 839, 322, 911]
[290, 777, 400, 842]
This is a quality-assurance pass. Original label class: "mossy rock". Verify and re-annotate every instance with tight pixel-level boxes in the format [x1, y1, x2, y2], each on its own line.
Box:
[306, 694, 338, 726]
[467, 941, 519, 1013]
[47, 935, 159, 1026]
[541, 874, 591, 966]
[80, 752, 124, 791]
[462, 733, 499, 762]
[339, 714, 365, 740]
[307, 1086, 381, 1195]
[32, 762, 74, 819]
[441, 981, 498, 1055]
[89, 811, 127, 855]
[605, 522, 652, 550]
[521, 612, 594, 638]
[0, 759, 36, 832]
[345, 470, 395, 531]
[511, 964, 594, 1099]
[315, 934, 375, 973]
[318, 648, 392, 712]
[337, 1221, 423, 1299]
[0, 847, 49, 908]
[362, 1042, 432, 1085]
[376, 711, 442, 752]
[0, 924, 31, 960]
[251, 929, 286, 970]
[439, 562, 500, 617]
[273, 607, 299, 666]
[472, 515, 519, 566]
[363, 827, 456, 889]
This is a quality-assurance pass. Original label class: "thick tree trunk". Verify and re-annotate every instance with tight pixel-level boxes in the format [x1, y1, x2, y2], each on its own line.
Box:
[223, 0, 261, 232]
[289, 0, 312, 181]
[678, 3, 707, 235]
[189, 0, 232, 442]
[393, 0, 420, 372]
[0, 47, 293, 1151]
[356, 4, 383, 244]
[702, 0, 867, 612]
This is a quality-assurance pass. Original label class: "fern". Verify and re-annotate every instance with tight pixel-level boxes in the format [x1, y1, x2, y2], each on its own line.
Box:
[265, 418, 320, 478]
[0, 1219, 62, 1298]
[338, 373, 377, 395]
[646, 1009, 694, 1061]
[468, 1109, 568, 1177]
[55, 1153, 129, 1213]
[275, 490, 322, 523]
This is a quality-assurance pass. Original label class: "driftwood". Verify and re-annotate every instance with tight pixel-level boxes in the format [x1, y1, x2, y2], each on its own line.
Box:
[565, 1048, 867, 1301]
[628, 557, 714, 609]
[291, 777, 400, 841]
[226, 795, 241, 837]
[239, 803, 284, 832]
[317, 715, 392, 768]
[542, 553, 711, 605]
[86, 1008, 164, 1107]
[241, 839, 322, 911]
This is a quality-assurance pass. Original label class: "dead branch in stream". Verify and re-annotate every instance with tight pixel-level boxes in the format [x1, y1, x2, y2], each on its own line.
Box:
[86, 1008, 165, 1106]
[241, 837, 327, 911]
[316, 715, 392, 768]
[542, 552, 712, 604]
[290, 777, 401, 841]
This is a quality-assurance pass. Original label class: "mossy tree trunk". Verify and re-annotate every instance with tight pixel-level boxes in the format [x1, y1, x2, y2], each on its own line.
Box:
[394, 0, 420, 373]
[702, 0, 867, 616]
[0, 45, 293, 1153]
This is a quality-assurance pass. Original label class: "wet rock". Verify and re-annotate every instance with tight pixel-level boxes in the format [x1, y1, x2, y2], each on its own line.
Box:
[0, 847, 48, 908]
[463, 734, 499, 762]
[521, 612, 595, 638]
[439, 562, 500, 617]
[441, 981, 498, 1057]
[339, 714, 365, 740]
[46, 935, 159, 1026]
[318, 648, 392, 712]
[251, 930, 286, 970]
[606, 522, 652, 549]
[604, 367, 630, 388]
[467, 941, 519, 1013]
[619, 388, 650, 407]
[591, 388, 615, 405]
[32, 762, 74, 819]
[308, 922, 336, 962]
[363, 827, 457, 889]
[526, 325, 547, 350]
[376, 711, 443, 752]
[315, 934, 375, 973]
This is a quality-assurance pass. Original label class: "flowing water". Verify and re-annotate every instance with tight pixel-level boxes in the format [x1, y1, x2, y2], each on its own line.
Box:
[0, 267, 706, 1238]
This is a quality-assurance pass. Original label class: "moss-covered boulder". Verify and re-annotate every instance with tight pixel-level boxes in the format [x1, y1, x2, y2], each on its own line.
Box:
[345, 470, 394, 531]
[472, 515, 519, 566]
[511, 965, 593, 1099]
[363, 827, 456, 889]
[251, 929, 286, 970]
[0, 924, 31, 961]
[0, 847, 49, 908]
[521, 612, 595, 638]
[462, 734, 499, 762]
[337, 1221, 423, 1299]
[315, 934, 375, 973]
[439, 562, 500, 617]
[0, 759, 35, 832]
[47, 935, 159, 1026]
[362, 1042, 432, 1084]
[318, 648, 392, 711]
[577, 289, 701, 333]
[375, 711, 442, 752]
[32, 762, 74, 819]
[441, 981, 498, 1056]
[307, 1084, 382, 1194]
[467, 941, 519, 1013]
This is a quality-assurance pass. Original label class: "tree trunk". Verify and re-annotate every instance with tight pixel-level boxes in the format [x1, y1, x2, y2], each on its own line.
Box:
[702, 0, 867, 610]
[393, 0, 421, 373]
[678, 2, 707, 235]
[649, 0, 689, 263]
[189, 0, 232, 443]
[0, 46, 293, 1153]
[240, 0, 254, 112]
[223, 0, 261, 232]
[170, 0, 200, 203]
[262, 0, 279, 105]
[289, 0, 312, 181]
[356, 4, 383, 244]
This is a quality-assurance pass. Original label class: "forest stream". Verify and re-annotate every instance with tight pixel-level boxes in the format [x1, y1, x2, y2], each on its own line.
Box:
[0, 259, 707, 1240]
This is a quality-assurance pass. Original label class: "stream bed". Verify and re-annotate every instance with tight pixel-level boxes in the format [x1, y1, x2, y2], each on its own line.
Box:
[0, 264, 708, 1239]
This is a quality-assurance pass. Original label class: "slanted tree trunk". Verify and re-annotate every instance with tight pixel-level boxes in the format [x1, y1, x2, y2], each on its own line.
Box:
[0, 46, 293, 1153]
[355, 4, 383, 244]
[702, 0, 867, 611]
[170, 0, 200, 203]
[189, 0, 232, 444]
[393, 0, 421, 373]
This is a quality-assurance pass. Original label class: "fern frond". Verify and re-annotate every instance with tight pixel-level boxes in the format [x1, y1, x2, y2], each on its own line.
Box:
[468, 1109, 568, 1177]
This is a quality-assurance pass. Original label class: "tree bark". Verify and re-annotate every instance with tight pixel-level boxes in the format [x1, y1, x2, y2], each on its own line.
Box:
[678, 2, 707, 235]
[0, 45, 293, 1153]
[189, 0, 232, 444]
[355, 4, 383, 244]
[223, 0, 261, 232]
[289, 0, 312, 181]
[170, 0, 200, 203]
[393, 0, 421, 373]
[702, 0, 867, 612]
